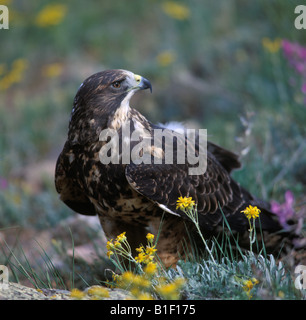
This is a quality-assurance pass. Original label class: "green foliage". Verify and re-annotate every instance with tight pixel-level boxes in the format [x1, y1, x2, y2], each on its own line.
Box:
[171, 252, 301, 300]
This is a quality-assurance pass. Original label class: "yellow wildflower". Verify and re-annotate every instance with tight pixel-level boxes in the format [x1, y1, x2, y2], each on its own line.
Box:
[146, 233, 155, 243]
[242, 278, 259, 299]
[135, 251, 146, 263]
[87, 286, 110, 299]
[0, 58, 28, 90]
[243, 279, 254, 291]
[70, 288, 86, 300]
[156, 278, 185, 300]
[144, 262, 157, 276]
[42, 63, 63, 78]
[1, 0, 11, 5]
[114, 240, 122, 248]
[135, 276, 151, 288]
[262, 37, 281, 54]
[135, 245, 153, 263]
[106, 240, 114, 250]
[120, 271, 135, 283]
[35, 4, 67, 27]
[145, 245, 157, 256]
[161, 2, 190, 20]
[176, 196, 195, 210]
[0, 64, 6, 77]
[106, 250, 114, 258]
[156, 51, 176, 67]
[241, 205, 261, 220]
[135, 292, 154, 300]
[116, 232, 127, 243]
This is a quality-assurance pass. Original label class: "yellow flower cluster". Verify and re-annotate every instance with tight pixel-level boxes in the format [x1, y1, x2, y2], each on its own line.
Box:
[115, 270, 154, 300]
[262, 37, 281, 54]
[176, 196, 195, 210]
[70, 288, 86, 300]
[115, 267, 185, 300]
[161, 2, 190, 20]
[87, 286, 110, 299]
[106, 232, 156, 262]
[0, 0, 11, 5]
[156, 51, 176, 67]
[156, 278, 186, 300]
[35, 4, 67, 27]
[241, 205, 261, 220]
[0, 59, 28, 91]
[70, 286, 110, 300]
[135, 242, 157, 264]
[242, 278, 259, 300]
[106, 231, 132, 262]
[107, 232, 186, 300]
[42, 63, 63, 79]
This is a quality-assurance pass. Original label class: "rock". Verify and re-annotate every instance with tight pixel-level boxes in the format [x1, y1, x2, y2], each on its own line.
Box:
[0, 282, 70, 300]
[0, 282, 129, 300]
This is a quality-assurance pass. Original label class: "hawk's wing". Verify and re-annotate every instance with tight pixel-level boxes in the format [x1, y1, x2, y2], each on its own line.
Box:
[207, 141, 241, 173]
[55, 142, 96, 215]
[125, 150, 245, 231]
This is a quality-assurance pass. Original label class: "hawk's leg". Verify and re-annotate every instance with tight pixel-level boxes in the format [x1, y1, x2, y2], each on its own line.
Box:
[99, 216, 148, 261]
[99, 215, 195, 268]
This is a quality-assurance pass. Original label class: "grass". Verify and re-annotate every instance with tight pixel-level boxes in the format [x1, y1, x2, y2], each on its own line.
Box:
[67, 203, 304, 300]
[0, 202, 304, 300]
[1, 237, 67, 290]
[174, 252, 299, 300]
[0, 0, 305, 299]
[167, 203, 303, 300]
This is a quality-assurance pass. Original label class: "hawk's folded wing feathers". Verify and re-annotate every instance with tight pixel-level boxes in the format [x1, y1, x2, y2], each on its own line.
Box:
[125, 150, 245, 230]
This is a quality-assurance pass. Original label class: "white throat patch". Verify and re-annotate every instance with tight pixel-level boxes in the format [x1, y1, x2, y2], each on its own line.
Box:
[110, 90, 135, 129]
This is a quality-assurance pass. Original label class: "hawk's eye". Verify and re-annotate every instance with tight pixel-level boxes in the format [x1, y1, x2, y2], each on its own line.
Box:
[112, 81, 121, 89]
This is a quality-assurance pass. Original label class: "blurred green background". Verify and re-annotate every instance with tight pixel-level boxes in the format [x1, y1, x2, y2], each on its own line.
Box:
[0, 0, 305, 289]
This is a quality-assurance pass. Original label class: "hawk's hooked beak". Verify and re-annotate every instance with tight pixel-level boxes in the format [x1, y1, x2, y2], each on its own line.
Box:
[134, 74, 152, 93]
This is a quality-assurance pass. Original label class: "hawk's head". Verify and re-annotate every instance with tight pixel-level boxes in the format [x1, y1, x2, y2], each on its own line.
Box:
[72, 69, 151, 115]
[68, 69, 152, 141]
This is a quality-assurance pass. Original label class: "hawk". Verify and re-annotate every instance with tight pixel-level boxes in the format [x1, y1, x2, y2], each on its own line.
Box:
[55, 69, 285, 267]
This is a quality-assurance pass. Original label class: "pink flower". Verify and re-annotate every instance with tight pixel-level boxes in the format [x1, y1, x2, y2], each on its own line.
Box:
[271, 190, 295, 229]
[282, 39, 293, 57]
[298, 47, 306, 60]
[282, 39, 306, 100]
[295, 62, 306, 74]
[0, 178, 8, 190]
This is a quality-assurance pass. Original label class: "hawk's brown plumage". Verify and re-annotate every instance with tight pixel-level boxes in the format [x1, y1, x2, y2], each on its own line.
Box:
[55, 69, 285, 267]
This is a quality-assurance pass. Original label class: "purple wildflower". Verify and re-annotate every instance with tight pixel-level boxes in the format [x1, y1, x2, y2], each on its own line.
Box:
[271, 190, 295, 229]
[0, 177, 8, 190]
[282, 39, 306, 101]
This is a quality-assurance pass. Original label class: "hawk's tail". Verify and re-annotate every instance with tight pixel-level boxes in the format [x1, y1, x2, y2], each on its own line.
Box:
[226, 186, 305, 263]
